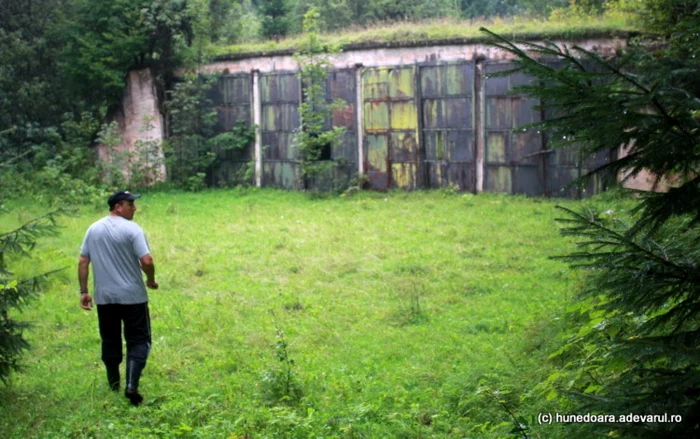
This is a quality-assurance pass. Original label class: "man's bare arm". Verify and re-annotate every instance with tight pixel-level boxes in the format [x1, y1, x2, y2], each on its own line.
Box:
[140, 254, 159, 289]
[78, 255, 93, 310]
[79, 255, 90, 293]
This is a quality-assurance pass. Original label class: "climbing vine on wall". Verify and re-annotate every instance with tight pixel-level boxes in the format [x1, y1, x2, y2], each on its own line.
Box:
[165, 73, 255, 190]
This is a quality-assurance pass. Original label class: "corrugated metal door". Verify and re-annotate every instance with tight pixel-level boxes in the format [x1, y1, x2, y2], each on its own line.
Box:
[484, 62, 545, 195]
[209, 74, 253, 185]
[362, 67, 419, 190]
[307, 69, 358, 190]
[543, 60, 615, 198]
[328, 69, 358, 185]
[260, 72, 301, 189]
[547, 145, 614, 198]
[419, 62, 475, 191]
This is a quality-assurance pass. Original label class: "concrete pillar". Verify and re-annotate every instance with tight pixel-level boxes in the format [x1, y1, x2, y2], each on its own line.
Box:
[474, 58, 486, 193]
[252, 69, 262, 187]
[97, 68, 166, 185]
[355, 63, 364, 176]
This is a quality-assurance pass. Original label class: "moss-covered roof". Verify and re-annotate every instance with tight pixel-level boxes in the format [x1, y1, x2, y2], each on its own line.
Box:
[212, 17, 639, 61]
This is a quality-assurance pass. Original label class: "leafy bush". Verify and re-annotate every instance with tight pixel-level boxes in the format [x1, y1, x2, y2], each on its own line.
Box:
[294, 9, 347, 192]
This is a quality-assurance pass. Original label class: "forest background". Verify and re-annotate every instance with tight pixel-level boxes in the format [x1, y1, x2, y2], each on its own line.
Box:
[0, 0, 643, 201]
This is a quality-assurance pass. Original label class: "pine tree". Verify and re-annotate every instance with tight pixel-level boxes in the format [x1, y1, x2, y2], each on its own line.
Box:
[482, 2, 699, 436]
[0, 207, 63, 384]
[259, 0, 290, 41]
[1, 137, 65, 384]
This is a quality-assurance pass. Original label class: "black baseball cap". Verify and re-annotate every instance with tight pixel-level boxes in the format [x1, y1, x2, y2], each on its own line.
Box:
[108, 190, 141, 208]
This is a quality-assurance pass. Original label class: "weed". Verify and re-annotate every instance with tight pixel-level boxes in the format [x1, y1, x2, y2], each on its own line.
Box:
[261, 312, 303, 405]
[439, 183, 461, 196]
[406, 284, 428, 325]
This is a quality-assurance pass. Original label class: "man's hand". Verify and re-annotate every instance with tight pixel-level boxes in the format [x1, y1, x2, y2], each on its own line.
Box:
[146, 279, 159, 290]
[80, 293, 93, 310]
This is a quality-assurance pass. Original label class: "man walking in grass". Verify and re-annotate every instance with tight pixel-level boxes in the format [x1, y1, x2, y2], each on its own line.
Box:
[78, 190, 159, 406]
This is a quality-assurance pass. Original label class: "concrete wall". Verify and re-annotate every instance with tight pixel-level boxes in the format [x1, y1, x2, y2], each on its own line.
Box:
[97, 68, 167, 184]
[104, 38, 663, 193]
[200, 38, 626, 195]
[201, 39, 623, 75]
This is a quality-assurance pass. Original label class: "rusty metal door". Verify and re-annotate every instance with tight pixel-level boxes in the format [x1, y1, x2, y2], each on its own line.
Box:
[209, 73, 253, 186]
[543, 61, 615, 198]
[419, 62, 475, 191]
[362, 67, 419, 190]
[328, 69, 357, 183]
[547, 145, 614, 198]
[484, 62, 545, 196]
[306, 69, 358, 190]
[260, 72, 301, 189]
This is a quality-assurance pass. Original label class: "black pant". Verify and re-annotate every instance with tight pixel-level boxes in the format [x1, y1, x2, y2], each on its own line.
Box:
[97, 303, 151, 369]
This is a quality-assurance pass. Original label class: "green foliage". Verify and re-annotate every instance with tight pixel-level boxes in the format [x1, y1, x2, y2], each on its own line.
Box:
[292, 0, 356, 33]
[628, 0, 698, 36]
[459, 0, 520, 18]
[259, 0, 291, 40]
[1, 0, 201, 202]
[236, 0, 633, 42]
[545, 208, 700, 437]
[165, 73, 255, 190]
[209, 0, 260, 44]
[95, 121, 128, 188]
[482, 23, 699, 229]
[482, 2, 700, 436]
[0, 209, 63, 384]
[0, 0, 100, 193]
[95, 115, 168, 191]
[0, 0, 73, 140]
[61, 0, 198, 106]
[294, 9, 347, 191]
[261, 314, 304, 405]
[548, 0, 609, 22]
[518, 0, 608, 17]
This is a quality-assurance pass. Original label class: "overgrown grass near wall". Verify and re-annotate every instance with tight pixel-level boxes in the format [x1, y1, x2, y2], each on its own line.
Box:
[0, 189, 631, 438]
[214, 14, 638, 56]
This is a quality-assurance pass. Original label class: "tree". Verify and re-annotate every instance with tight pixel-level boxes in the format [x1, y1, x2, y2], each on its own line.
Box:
[62, 0, 197, 108]
[293, 8, 346, 190]
[208, 0, 259, 44]
[482, 0, 699, 435]
[0, 158, 64, 383]
[0, 0, 109, 197]
[292, 0, 355, 32]
[259, 0, 291, 40]
[459, 0, 518, 19]
[0, 0, 78, 163]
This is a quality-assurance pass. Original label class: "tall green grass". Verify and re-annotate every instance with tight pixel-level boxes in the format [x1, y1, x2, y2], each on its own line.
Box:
[0, 189, 631, 438]
[213, 14, 638, 56]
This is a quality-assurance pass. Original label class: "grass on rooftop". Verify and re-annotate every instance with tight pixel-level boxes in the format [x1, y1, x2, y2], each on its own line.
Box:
[213, 13, 639, 57]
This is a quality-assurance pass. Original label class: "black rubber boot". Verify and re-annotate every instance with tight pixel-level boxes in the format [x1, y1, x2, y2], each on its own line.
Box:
[124, 360, 145, 406]
[106, 364, 120, 391]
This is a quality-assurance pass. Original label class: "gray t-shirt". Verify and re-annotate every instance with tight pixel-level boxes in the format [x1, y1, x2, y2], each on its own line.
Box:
[80, 216, 151, 305]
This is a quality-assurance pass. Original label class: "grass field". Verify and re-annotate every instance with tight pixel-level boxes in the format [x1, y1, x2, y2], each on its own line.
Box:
[0, 189, 627, 438]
